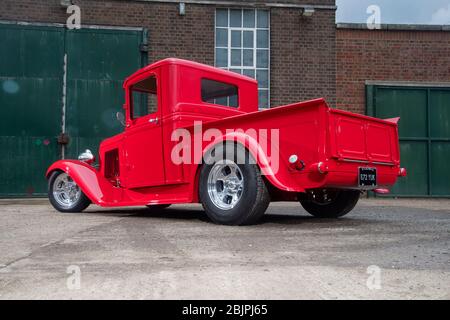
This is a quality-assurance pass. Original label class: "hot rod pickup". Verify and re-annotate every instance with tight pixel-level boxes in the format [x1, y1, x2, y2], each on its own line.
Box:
[47, 58, 406, 225]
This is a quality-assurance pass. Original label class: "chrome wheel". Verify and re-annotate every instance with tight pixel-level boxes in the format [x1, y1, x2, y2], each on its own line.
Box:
[207, 160, 244, 210]
[52, 172, 81, 209]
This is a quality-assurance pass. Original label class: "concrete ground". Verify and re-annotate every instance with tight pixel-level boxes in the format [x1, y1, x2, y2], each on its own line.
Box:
[0, 198, 449, 300]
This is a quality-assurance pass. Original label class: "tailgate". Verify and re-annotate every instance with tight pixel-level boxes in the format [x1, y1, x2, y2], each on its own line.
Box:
[328, 109, 400, 165]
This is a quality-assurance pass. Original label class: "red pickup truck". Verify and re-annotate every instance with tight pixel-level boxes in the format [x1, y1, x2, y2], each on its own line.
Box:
[47, 58, 406, 225]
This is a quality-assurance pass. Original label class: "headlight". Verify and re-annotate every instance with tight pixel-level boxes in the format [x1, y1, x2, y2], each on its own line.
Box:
[78, 149, 95, 164]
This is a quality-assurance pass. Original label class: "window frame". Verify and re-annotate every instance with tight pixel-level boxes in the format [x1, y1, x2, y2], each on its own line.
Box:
[129, 73, 159, 121]
[215, 8, 270, 109]
[200, 77, 240, 108]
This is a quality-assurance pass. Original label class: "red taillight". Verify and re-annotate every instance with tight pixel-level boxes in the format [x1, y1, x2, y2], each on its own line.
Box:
[309, 162, 329, 174]
[317, 162, 329, 174]
[374, 188, 390, 194]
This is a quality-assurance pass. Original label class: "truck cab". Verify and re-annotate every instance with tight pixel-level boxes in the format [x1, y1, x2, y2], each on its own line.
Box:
[99, 59, 257, 189]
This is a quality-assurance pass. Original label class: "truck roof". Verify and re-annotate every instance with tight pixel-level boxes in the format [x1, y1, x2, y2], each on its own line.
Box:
[124, 58, 258, 87]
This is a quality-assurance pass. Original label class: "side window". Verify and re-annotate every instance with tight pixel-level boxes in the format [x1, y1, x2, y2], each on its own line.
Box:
[130, 75, 158, 119]
[201, 78, 239, 108]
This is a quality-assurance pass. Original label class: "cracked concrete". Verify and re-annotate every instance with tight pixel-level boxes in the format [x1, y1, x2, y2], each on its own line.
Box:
[0, 198, 449, 299]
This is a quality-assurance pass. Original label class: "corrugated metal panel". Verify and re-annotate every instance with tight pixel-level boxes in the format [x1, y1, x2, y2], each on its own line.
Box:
[367, 85, 450, 197]
[0, 136, 60, 196]
[0, 23, 144, 197]
[0, 24, 64, 196]
[429, 90, 450, 196]
[64, 28, 144, 159]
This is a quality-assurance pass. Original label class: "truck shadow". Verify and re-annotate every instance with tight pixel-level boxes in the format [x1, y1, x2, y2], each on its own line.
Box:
[85, 206, 374, 227]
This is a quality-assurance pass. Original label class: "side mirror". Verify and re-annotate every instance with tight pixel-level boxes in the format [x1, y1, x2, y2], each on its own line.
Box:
[78, 149, 95, 164]
[116, 112, 125, 127]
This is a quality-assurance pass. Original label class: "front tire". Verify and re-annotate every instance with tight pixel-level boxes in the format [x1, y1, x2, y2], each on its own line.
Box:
[199, 147, 270, 226]
[48, 171, 91, 213]
[299, 189, 360, 218]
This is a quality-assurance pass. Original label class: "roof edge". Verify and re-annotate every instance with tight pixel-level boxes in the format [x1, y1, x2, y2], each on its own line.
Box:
[132, 0, 336, 10]
[124, 58, 258, 87]
[337, 23, 450, 32]
[365, 81, 450, 88]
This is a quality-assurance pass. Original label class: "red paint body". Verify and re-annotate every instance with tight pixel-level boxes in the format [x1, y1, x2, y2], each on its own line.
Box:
[47, 58, 404, 207]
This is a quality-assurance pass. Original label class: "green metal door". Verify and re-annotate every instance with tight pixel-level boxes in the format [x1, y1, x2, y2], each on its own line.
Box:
[367, 85, 450, 197]
[0, 23, 145, 197]
[0, 24, 64, 196]
[64, 28, 146, 159]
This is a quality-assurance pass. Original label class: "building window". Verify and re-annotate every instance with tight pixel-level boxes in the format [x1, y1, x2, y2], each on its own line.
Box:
[215, 8, 270, 109]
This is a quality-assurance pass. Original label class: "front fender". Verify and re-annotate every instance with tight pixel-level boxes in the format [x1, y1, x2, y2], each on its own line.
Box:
[46, 160, 118, 205]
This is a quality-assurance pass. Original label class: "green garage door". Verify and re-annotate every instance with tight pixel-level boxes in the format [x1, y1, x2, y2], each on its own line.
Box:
[0, 24, 64, 197]
[0, 22, 145, 197]
[367, 85, 450, 197]
[65, 28, 146, 159]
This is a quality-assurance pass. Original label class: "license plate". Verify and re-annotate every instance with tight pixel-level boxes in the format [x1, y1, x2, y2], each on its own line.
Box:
[359, 167, 377, 187]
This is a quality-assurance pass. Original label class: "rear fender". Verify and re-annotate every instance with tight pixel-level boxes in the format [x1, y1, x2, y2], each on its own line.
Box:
[198, 133, 299, 192]
[46, 160, 118, 205]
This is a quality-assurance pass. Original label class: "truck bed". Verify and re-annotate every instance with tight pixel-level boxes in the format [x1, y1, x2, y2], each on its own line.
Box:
[198, 98, 401, 192]
[328, 108, 399, 166]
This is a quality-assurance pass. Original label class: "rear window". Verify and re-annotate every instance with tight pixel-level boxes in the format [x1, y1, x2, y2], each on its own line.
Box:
[201, 78, 238, 108]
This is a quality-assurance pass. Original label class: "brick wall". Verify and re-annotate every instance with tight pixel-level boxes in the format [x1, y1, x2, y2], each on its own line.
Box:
[271, 8, 336, 107]
[336, 27, 450, 114]
[0, 0, 216, 65]
[0, 0, 337, 108]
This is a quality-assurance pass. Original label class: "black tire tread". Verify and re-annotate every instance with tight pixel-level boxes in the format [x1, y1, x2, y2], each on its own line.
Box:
[300, 190, 360, 218]
[199, 160, 270, 226]
[229, 164, 270, 225]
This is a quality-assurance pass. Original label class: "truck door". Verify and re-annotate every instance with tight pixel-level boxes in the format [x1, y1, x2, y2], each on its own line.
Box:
[124, 71, 165, 188]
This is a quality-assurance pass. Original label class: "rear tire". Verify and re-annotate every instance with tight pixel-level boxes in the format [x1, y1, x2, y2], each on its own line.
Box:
[199, 145, 270, 226]
[299, 189, 360, 218]
[48, 171, 91, 213]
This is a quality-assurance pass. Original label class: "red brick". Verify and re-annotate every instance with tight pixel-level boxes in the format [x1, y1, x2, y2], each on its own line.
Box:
[336, 28, 450, 114]
[0, 0, 337, 108]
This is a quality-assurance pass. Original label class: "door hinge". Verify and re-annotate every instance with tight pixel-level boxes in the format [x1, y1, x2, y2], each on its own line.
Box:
[140, 44, 148, 53]
[57, 133, 70, 145]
